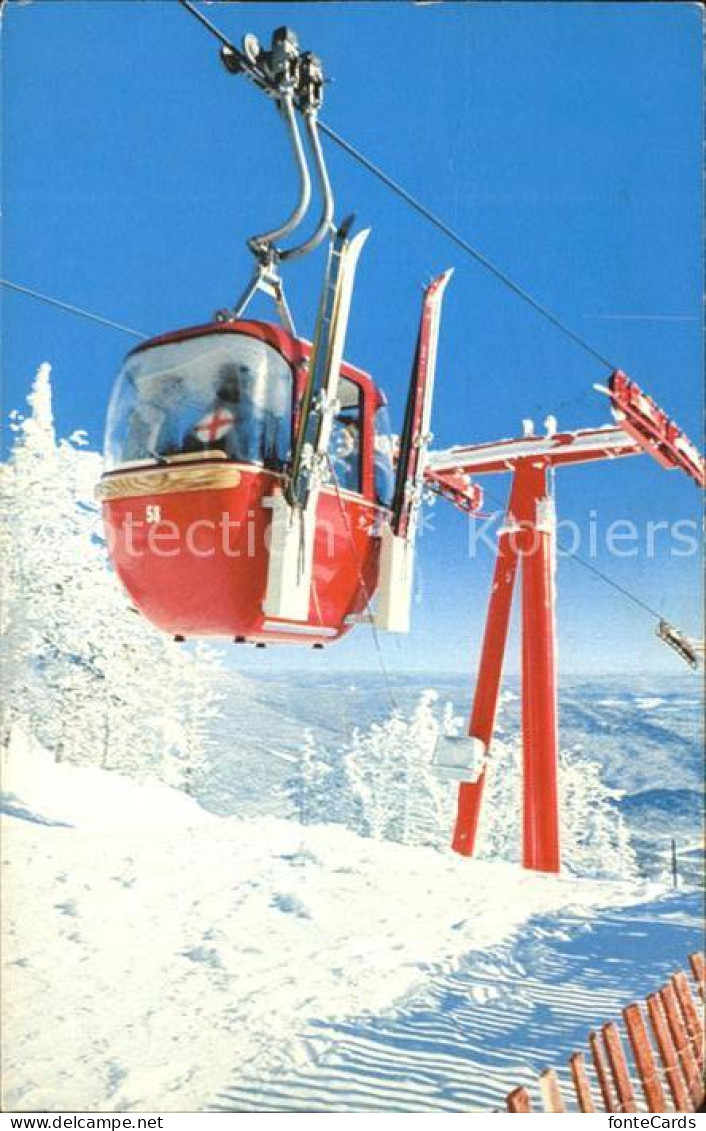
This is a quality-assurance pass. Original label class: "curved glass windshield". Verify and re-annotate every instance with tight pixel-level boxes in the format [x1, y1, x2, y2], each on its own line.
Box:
[374, 404, 395, 506]
[105, 333, 292, 471]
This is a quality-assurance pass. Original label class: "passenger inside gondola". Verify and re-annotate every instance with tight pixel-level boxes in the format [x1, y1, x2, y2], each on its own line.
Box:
[329, 376, 362, 493]
[106, 333, 293, 471]
[182, 360, 260, 462]
[106, 329, 395, 507]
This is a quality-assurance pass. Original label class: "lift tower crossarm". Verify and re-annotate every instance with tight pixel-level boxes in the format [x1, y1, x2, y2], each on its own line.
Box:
[427, 425, 641, 478]
[606, 372, 705, 488]
[428, 373, 705, 487]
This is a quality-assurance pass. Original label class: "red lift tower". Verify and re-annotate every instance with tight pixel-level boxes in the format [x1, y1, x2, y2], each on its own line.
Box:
[426, 372, 705, 874]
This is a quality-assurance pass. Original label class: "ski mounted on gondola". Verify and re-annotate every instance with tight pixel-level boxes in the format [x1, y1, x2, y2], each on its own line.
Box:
[264, 216, 369, 623]
[373, 269, 453, 633]
[288, 217, 369, 512]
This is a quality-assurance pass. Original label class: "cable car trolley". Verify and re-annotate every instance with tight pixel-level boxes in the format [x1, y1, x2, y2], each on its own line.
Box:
[97, 25, 464, 647]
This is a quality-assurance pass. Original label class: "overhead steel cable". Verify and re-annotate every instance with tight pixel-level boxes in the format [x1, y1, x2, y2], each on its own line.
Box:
[177, 0, 272, 95]
[1, 278, 148, 340]
[560, 547, 667, 622]
[176, 0, 617, 374]
[317, 123, 617, 372]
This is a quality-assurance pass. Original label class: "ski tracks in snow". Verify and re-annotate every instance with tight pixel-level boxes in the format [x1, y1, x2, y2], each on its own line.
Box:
[2, 748, 699, 1113]
[216, 895, 702, 1112]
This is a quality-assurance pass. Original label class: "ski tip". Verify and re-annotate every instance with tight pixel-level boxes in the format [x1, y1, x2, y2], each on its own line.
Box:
[353, 226, 372, 248]
[425, 268, 454, 295]
[335, 215, 370, 250]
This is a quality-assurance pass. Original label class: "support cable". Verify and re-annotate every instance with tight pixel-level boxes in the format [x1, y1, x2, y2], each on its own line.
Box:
[317, 123, 617, 372]
[1, 279, 148, 340]
[176, 0, 617, 373]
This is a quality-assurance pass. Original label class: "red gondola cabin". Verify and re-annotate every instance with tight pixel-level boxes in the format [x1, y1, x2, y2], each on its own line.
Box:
[97, 320, 396, 646]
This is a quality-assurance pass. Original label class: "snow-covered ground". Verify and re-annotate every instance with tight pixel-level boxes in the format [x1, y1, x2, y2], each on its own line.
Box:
[3, 368, 702, 1112]
[2, 733, 698, 1113]
[220, 892, 703, 1113]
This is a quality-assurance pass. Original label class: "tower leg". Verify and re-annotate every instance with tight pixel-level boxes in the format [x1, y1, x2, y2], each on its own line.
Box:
[452, 488, 521, 856]
[517, 463, 560, 873]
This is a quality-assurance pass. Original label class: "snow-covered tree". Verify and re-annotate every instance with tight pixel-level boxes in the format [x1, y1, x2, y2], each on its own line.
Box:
[342, 691, 456, 849]
[558, 748, 638, 879]
[306, 683, 639, 876]
[474, 731, 639, 879]
[344, 713, 410, 841]
[1, 364, 225, 792]
[286, 730, 336, 825]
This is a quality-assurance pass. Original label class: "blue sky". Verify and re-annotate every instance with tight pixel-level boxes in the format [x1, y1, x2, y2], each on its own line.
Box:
[3, 1, 703, 675]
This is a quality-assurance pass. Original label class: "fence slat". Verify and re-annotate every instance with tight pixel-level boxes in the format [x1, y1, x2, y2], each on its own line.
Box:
[503, 957, 702, 1116]
[589, 1030, 617, 1112]
[539, 1068, 566, 1112]
[602, 1021, 638, 1113]
[688, 953, 705, 1001]
[624, 1002, 667, 1113]
[647, 992, 690, 1112]
[507, 1086, 533, 1112]
[672, 971, 704, 1066]
[660, 983, 702, 1108]
[569, 1051, 596, 1113]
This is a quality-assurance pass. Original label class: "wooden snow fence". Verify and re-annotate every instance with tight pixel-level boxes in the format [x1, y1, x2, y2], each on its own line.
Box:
[506, 952, 705, 1114]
